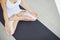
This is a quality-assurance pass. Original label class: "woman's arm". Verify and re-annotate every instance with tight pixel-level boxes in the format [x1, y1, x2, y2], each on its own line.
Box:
[20, 0, 39, 18]
[1, 0, 11, 35]
[20, 0, 33, 12]
[1, 0, 9, 24]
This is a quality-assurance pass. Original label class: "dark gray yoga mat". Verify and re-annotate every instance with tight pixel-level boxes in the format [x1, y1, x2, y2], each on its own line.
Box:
[13, 20, 60, 40]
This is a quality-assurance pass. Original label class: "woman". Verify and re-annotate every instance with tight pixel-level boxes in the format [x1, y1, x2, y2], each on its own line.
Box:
[1, 0, 60, 40]
[1, 0, 38, 36]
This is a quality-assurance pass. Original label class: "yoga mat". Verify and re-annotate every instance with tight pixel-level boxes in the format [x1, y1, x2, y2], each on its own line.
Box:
[12, 20, 60, 40]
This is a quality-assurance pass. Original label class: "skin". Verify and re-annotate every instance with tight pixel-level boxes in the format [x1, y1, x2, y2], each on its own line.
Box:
[1, 0, 39, 35]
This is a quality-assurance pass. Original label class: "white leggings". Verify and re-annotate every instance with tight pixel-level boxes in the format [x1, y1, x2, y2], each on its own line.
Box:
[6, 11, 37, 34]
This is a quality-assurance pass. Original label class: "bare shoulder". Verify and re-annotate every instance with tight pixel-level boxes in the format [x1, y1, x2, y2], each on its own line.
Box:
[1, 0, 7, 7]
[1, 0, 7, 11]
[1, 0, 7, 4]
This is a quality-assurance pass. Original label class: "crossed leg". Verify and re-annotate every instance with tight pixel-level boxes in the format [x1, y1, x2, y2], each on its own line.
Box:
[9, 10, 37, 35]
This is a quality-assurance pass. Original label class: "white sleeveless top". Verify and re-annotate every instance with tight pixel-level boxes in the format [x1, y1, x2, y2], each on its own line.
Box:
[6, 0, 22, 18]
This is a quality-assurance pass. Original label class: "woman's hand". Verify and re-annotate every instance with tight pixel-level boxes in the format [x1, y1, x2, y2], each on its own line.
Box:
[5, 23, 12, 35]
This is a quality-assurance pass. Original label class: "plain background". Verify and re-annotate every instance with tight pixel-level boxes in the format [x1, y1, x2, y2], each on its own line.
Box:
[0, 0, 60, 40]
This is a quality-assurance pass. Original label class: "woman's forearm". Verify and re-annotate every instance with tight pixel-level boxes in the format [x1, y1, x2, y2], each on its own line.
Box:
[3, 11, 12, 35]
[3, 11, 9, 24]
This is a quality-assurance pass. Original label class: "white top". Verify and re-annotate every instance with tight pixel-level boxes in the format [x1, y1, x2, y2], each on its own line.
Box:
[6, 0, 22, 18]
